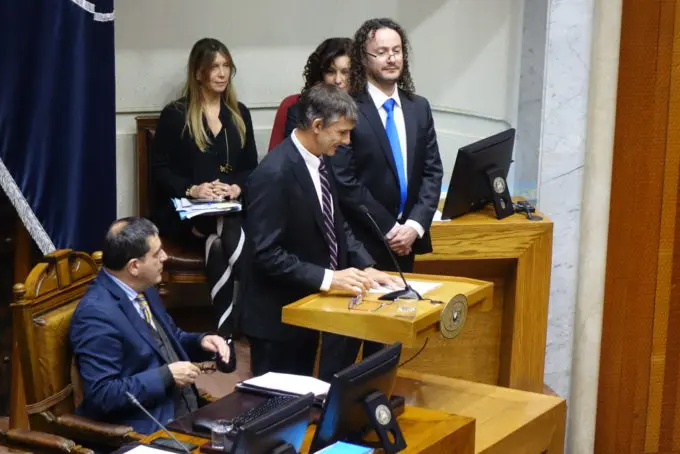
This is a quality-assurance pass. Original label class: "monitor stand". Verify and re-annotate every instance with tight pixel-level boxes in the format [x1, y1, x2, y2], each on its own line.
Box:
[358, 391, 407, 454]
[485, 166, 514, 219]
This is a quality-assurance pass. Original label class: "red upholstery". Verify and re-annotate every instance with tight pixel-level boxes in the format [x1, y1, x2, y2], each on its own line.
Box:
[267, 94, 300, 152]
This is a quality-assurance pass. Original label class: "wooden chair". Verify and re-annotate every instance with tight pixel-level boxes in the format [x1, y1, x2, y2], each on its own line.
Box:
[10, 250, 142, 448]
[135, 115, 207, 296]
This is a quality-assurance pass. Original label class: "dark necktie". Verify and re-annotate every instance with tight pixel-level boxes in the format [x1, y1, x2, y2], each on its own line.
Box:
[383, 98, 407, 215]
[318, 158, 338, 270]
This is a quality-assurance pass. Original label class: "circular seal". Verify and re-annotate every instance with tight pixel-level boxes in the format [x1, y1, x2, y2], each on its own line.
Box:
[440, 294, 468, 339]
[375, 404, 392, 426]
[493, 177, 506, 194]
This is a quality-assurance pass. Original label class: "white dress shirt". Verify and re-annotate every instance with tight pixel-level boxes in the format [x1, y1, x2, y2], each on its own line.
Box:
[367, 82, 424, 238]
[291, 130, 334, 291]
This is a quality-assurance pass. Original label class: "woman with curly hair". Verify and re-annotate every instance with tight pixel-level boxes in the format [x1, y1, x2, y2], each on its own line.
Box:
[283, 37, 352, 137]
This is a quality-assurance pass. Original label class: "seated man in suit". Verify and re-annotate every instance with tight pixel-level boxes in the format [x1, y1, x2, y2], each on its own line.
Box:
[69, 216, 231, 434]
[242, 83, 401, 379]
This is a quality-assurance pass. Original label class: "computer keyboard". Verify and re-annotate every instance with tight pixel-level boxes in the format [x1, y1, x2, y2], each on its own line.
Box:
[232, 395, 297, 427]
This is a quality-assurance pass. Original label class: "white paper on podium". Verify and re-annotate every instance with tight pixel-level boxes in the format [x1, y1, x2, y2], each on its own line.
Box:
[368, 280, 442, 296]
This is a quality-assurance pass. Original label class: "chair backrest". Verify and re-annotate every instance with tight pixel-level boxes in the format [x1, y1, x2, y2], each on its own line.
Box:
[135, 115, 160, 219]
[11, 250, 102, 432]
[267, 94, 300, 152]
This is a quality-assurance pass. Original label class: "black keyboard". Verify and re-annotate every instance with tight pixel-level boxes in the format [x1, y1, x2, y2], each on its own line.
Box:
[232, 395, 297, 427]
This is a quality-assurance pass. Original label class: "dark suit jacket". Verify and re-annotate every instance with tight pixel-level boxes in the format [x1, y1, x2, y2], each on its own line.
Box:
[284, 102, 300, 139]
[150, 99, 258, 238]
[69, 271, 210, 434]
[241, 137, 374, 341]
[329, 89, 443, 267]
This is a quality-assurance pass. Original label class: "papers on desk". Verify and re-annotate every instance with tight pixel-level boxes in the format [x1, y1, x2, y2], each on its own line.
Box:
[171, 198, 242, 220]
[367, 280, 442, 296]
[236, 372, 330, 400]
[124, 446, 174, 454]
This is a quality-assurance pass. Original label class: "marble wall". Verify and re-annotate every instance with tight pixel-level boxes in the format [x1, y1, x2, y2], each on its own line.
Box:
[535, 0, 594, 400]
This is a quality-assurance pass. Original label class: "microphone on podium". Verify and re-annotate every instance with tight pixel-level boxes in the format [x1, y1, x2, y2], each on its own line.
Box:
[359, 205, 423, 301]
[125, 391, 192, 454]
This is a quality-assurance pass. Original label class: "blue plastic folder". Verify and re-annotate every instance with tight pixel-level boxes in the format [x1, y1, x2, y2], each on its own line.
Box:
[314, 441, 374, 453]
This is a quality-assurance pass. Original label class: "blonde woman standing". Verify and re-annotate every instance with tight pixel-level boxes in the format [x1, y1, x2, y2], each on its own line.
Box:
[151, 38, 257, 369]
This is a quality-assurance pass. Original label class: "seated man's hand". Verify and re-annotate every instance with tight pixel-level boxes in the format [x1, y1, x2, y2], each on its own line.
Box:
[330, 268, 373, 295]
[364, 267, 403, 289]
[200, 335, 230, 364]
[168, 362, 201, 387]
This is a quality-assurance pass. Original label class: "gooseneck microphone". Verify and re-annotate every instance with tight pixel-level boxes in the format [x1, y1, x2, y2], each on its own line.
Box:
[125, 391, 191, 454]
[359, 205, 423, 301]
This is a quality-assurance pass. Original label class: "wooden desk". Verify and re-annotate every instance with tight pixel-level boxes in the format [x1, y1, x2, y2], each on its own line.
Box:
[395, 369, 566, 454]
[411, 202, 553, 392]
[140, 405, 475, 454]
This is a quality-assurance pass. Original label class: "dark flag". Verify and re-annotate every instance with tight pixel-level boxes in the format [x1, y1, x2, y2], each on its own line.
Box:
[0, 0, 116, 254]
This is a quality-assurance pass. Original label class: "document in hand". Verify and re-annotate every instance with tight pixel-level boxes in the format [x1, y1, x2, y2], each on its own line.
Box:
[236, 372, 330, 400]
[171, 197, 242, 220]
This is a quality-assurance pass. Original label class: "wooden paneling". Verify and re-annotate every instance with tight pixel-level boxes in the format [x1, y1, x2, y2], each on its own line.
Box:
[596, 0, 680, 452]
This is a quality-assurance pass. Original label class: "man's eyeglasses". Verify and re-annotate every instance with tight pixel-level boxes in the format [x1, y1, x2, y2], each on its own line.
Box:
[366, 50, 403, 60]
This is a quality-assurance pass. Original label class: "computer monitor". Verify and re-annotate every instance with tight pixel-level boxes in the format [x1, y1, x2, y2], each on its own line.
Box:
[231, 393, 314, 454]
[441, 128, 516, 220]
[309, 342, 405, 454]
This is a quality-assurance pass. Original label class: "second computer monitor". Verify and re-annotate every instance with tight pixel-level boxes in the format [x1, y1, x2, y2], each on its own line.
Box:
[309, 342, 403, 452]
[442, 128, 515, 220]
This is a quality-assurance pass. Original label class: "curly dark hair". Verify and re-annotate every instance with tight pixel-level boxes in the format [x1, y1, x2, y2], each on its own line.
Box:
[349, 18, 415, 98]
[302, 37, 353, 92]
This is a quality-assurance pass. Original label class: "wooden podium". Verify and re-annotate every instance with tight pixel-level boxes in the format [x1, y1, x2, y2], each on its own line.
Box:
[282, 274, 493, 348]
[412, 202, 553, 392]
[283, 202, 552, 394]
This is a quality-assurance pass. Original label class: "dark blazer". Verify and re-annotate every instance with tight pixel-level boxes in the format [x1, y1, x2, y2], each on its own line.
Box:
[241, 137, 374, 341]
[150, 99, 258, 238]
[329, 88, 443, 267]
[69, 271, 209, 434]
[284, 102, 300, 139]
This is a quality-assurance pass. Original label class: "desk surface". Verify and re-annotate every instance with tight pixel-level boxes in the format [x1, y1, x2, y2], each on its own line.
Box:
[395, 369, 566, 454]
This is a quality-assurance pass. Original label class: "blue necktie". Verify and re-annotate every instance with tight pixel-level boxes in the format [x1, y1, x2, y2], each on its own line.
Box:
[383, 98, 407, 215]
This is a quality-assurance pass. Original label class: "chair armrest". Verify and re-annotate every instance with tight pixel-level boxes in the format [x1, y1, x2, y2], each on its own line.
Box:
[3, 428, 94, 454]
[55, 414, 143, 441]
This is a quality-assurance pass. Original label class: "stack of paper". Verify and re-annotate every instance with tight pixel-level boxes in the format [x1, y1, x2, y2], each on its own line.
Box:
[171, 198, 242, 220]
[236, 372, 330, 399]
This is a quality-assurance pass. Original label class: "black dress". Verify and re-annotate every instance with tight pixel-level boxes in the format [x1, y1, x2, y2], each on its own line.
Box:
[150, 98, 258, 341]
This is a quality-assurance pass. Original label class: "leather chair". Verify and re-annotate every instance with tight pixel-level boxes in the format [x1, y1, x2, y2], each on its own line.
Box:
[10, 249, 142, 448]
[1, 428, 94, 454]
[267, 94, 300, 152]
[135, 115, 207, 297]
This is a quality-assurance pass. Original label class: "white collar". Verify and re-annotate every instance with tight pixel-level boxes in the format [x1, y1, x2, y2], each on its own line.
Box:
[291, 129, 322, 169]
[367, 81, 401, 111]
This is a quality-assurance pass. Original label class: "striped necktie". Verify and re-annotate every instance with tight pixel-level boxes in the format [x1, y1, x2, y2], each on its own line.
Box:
[318, 158, 338, 270]
[135, 293, 156, 330]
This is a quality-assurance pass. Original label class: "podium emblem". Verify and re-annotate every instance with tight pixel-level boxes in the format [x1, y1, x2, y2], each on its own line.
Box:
[440, 294, 468, 339]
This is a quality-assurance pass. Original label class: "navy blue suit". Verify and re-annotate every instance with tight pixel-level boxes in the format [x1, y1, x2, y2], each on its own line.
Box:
[69, 271, 209, 434]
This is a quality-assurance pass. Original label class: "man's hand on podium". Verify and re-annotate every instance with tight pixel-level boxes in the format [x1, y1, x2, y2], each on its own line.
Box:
[364, 267, 403, 289]
[330, 268, 373, 295]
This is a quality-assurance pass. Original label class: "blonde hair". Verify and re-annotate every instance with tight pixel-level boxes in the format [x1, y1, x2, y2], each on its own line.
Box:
[182, 38, 246, 151]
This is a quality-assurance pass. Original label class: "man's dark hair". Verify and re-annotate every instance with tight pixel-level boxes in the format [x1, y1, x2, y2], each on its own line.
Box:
[302, 37, 352, 92]
[296, 83, 358, 130]
[349, 18, 415, 97]
[102, 217, 159, 271]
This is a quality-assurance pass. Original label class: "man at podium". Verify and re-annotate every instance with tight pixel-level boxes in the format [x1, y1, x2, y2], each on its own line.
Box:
[241, 84, 400, 379]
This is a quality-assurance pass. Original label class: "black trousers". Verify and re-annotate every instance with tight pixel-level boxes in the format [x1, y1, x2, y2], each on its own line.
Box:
[193, 214, 247, 339]
[248, 331, 319, 377]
